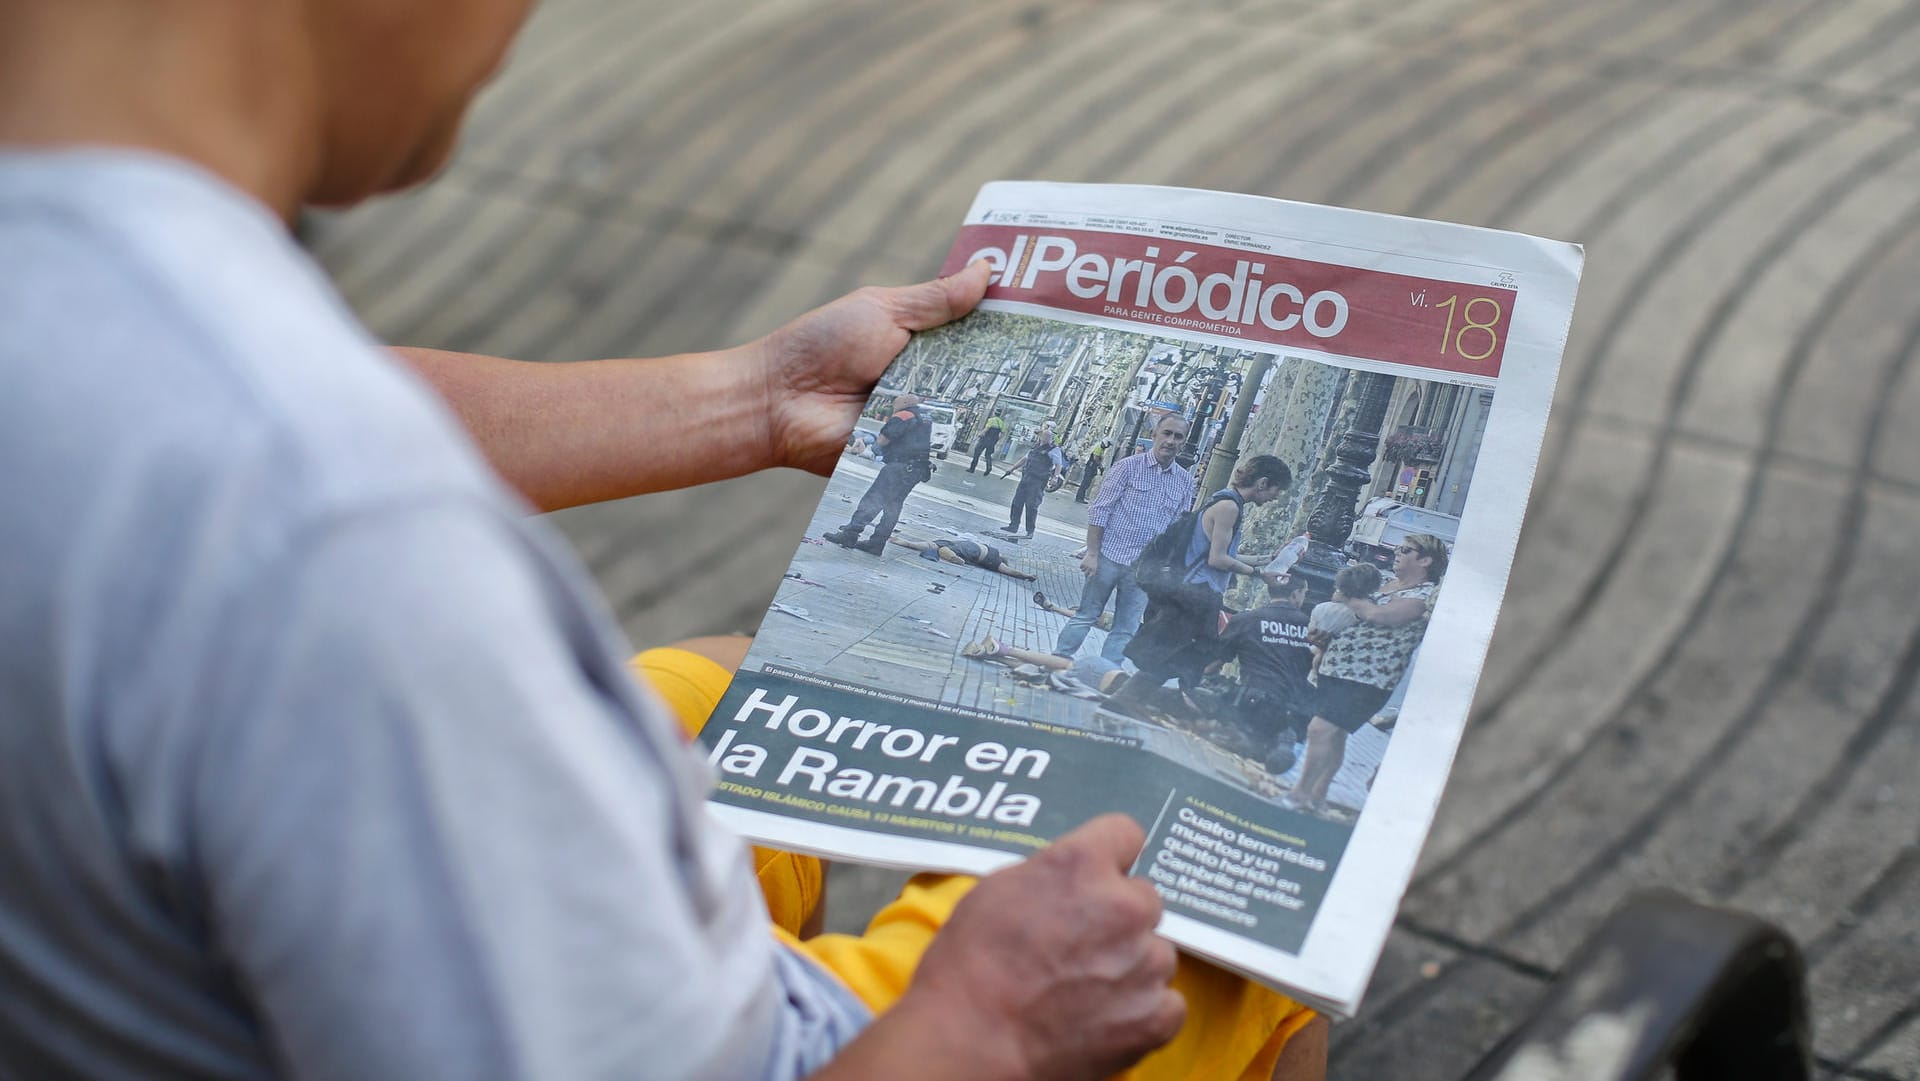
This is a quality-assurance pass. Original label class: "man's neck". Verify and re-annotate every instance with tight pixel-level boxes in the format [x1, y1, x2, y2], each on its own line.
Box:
[0, 1, 321, 221]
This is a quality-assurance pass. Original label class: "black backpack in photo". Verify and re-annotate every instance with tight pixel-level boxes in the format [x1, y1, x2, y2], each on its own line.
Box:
[1133, 510, 1202, 602]
[1132, 490, 1241, 603]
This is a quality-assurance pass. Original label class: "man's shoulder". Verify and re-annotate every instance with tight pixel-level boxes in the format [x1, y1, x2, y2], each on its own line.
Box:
[1, 151, 512, 599]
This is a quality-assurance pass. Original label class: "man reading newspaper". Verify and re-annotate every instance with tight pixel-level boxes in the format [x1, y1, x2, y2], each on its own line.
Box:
[0, 1, 1319, 1079]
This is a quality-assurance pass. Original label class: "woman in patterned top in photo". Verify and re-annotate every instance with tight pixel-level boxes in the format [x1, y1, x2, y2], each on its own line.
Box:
[1282, 533, 1447, 816]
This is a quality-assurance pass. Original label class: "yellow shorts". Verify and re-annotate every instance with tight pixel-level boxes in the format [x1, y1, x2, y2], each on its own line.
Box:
[631, 646, 1316, 1081]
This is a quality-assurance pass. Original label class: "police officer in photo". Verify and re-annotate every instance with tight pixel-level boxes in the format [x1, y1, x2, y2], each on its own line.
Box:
[967, 411, 1004, 473]
[1215, 574, 1317, 775]
[1075, 437, 1109, 504]
[1003, 424, 1063, 538]
[824, 393, 933, 556]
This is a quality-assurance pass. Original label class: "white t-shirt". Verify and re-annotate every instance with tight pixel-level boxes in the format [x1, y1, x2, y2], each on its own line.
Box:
[0, 150, 866, 1081]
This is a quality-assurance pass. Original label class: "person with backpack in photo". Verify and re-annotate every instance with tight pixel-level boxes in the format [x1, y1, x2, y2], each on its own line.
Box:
[823, 393, 933, 555]
[1107, 455, 1294, 720]
[1052, 412, 1195, 663]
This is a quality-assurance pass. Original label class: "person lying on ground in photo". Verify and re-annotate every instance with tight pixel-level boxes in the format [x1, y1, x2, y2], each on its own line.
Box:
[889, 533, 1037, 580]
[1033, 588, 1115, 630]
[961, 634, 1133, 698]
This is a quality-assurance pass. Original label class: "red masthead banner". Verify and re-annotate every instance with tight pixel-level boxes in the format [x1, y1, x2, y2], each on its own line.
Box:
[940, 224, 1511, 378]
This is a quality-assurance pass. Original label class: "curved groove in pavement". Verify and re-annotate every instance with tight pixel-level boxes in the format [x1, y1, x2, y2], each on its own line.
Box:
[1394, 0, 1892, 223]
[368, 1, 924, 333]
[1457, 193, 1920, 939]
[1451, 115, 1841, 728]
[1412, 129, 1920, 890]
[1348, 151, 1920, 1060]
[518, 2, 1025, 361]
[810, 3, 1209, 300]
[1710, 297, 1920, 896]
[1317, 0, 1732, 216]
[438, 1, 943, 355]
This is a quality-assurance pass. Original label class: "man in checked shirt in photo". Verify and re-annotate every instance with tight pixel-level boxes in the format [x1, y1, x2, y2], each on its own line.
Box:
[1053, 411, 1196, 663]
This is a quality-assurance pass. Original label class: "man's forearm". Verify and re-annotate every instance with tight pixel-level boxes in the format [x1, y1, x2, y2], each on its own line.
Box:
[807, 994, 1024, 1081]
[397, 264, 995, 510]
[1083, 525, 1105, 556]
[394, 346, 773, 512]
[1354, 596, 1426, 626]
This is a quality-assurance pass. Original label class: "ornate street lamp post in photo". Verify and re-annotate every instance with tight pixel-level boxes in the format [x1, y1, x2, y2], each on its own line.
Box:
[1289, 369, 1397, 603]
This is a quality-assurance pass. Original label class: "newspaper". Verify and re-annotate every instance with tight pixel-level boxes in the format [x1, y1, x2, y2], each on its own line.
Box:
[699, 182, 1582, 1017]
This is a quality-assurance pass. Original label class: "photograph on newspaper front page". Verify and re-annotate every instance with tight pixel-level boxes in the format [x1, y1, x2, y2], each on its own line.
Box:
[696, 183, 1581, 1014]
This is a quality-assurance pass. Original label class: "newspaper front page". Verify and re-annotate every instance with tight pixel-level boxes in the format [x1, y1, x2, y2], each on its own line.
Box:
[698, 182, 1582, 1016]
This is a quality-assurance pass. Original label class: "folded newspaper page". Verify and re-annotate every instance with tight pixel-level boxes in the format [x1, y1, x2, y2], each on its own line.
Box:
[699, 182, 1582, 1016]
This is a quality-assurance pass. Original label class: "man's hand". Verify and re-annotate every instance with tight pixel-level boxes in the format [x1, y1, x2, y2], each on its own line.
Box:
[756, 261, 991, 476]
[1077, 527, 1106, 579]
[888, 814, 1184, 1081]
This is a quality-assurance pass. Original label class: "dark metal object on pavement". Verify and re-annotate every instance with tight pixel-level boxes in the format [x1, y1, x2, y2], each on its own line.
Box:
[1462, 891, 1811, 1081]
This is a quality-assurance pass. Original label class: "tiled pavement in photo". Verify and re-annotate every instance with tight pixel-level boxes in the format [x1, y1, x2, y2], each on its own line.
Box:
[766, 458, 1391, 809]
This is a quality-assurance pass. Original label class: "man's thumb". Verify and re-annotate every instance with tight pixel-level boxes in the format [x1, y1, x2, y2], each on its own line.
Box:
[892, 260, 992, 331]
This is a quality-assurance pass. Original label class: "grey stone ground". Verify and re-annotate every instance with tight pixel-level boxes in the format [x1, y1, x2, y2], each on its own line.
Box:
[308, 1, 1920, 1076]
